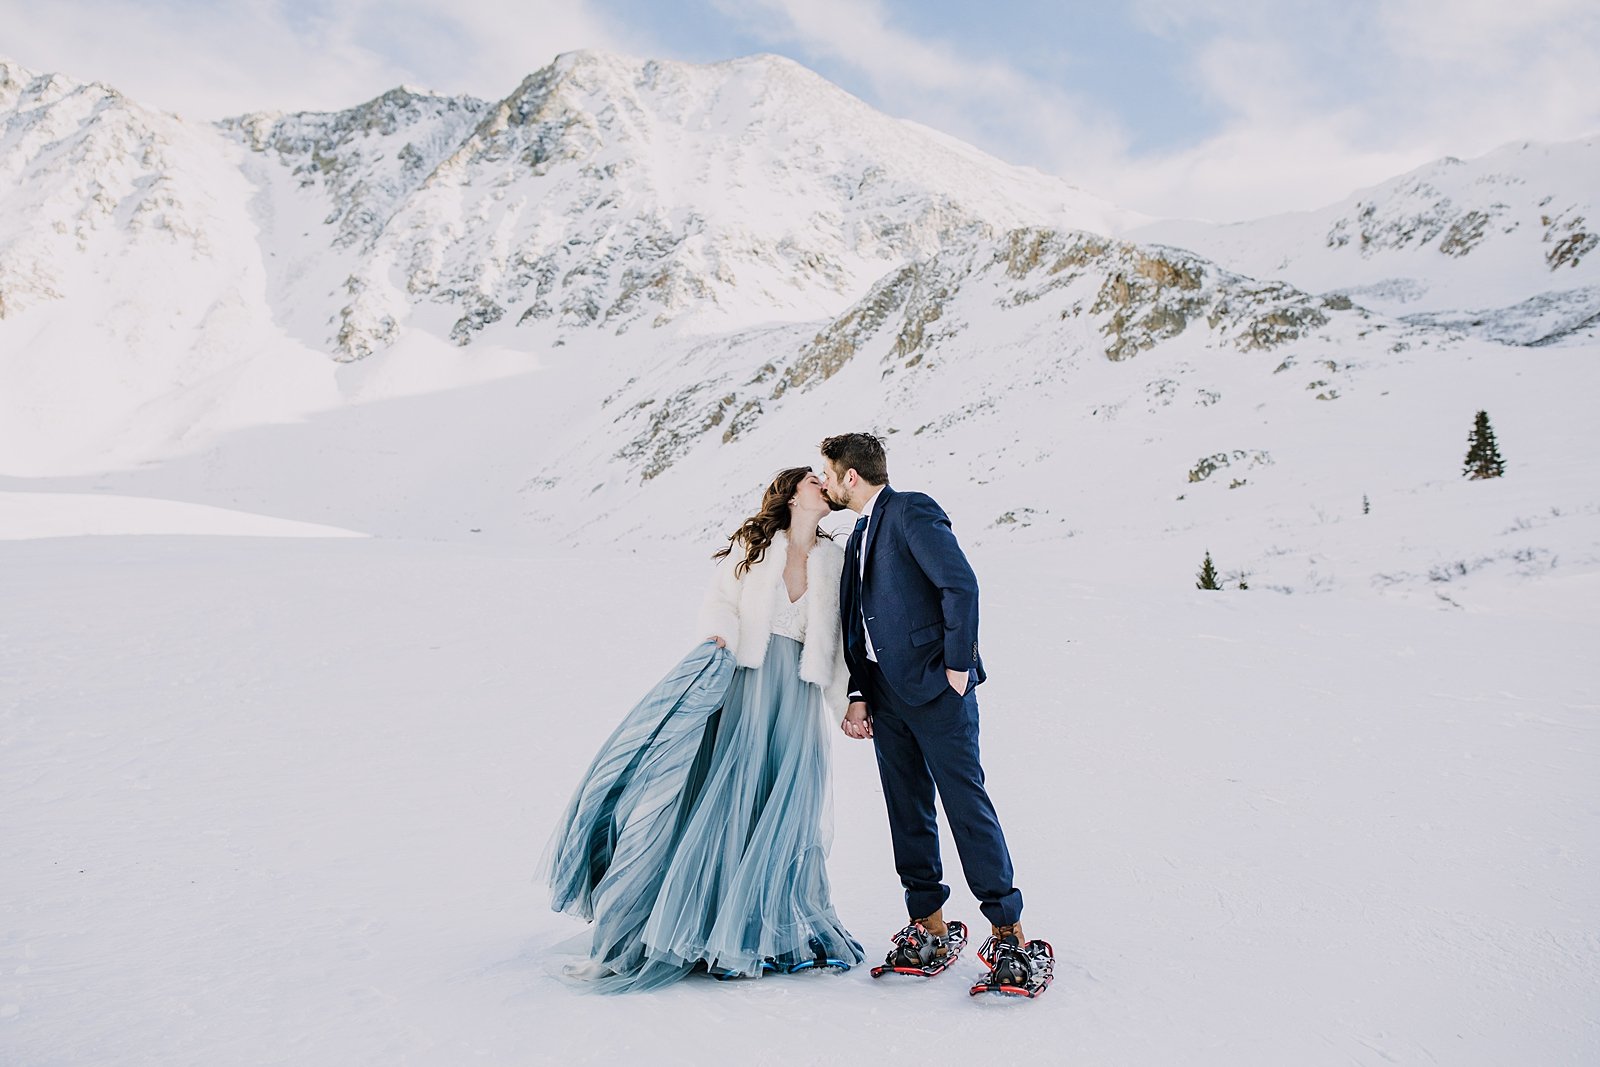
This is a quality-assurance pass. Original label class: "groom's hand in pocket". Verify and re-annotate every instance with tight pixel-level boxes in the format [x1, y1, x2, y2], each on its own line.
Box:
[946, 667, 969, 696]
[842, 701, 873, 740]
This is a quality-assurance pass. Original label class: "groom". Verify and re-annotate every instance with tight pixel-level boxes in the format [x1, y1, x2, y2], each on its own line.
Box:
[819, 431, 1041, 987]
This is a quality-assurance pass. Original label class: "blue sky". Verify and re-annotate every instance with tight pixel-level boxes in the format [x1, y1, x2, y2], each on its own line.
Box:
[2, 0, 1596, 220]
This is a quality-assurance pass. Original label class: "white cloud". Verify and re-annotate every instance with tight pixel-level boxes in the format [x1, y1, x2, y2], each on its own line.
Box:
[706, 0, 1132, 189]
[710, 0, 1600, 220]
[1096, 0, 1600, 219]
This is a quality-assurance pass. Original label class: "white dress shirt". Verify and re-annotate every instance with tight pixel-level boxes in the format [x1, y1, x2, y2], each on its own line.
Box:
[857, 486, 884, 663]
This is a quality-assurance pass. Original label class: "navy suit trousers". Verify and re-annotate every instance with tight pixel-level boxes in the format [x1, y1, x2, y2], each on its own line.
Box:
[867, 661, 1022, 927]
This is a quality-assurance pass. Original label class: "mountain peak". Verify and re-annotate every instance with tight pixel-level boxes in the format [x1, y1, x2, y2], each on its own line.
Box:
[300, 47, 1134, 356]
[1131, 133, 1600, 345]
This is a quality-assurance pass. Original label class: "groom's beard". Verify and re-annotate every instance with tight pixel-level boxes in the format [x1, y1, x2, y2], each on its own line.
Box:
[824, 494, 849, 512]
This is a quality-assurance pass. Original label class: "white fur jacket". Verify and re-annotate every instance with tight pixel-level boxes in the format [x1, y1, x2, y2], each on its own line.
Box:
[695, 530, 851, 722]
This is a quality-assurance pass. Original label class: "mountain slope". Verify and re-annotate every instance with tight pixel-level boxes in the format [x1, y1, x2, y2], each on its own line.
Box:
[503, 223, 1597, 603]
[0, 59, 337, 473]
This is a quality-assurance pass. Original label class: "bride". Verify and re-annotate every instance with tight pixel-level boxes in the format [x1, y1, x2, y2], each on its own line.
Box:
[544, 466, 864, 992]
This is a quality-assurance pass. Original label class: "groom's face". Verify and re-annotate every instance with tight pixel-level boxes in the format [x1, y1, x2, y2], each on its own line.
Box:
[819, 460, 852, 511]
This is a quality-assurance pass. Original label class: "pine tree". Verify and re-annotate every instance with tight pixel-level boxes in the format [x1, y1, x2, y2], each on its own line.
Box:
[1196, 550, 1220, 590]
[1463, 410, 1506, 480]
[1362, 493, 1370, 515]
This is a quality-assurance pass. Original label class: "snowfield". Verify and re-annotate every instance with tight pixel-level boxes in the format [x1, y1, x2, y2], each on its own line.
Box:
[2, 522, 1595, 1065]
[0, 492, 365, 540]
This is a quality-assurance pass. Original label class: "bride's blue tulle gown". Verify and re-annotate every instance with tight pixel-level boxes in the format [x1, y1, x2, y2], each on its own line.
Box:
[544, 636, 863, 993]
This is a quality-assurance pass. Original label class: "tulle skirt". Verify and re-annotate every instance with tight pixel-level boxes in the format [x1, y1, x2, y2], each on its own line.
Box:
[544, 635, 863, 993]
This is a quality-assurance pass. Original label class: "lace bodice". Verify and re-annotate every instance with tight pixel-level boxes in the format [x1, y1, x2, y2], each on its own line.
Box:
[770, 585, 808, 642]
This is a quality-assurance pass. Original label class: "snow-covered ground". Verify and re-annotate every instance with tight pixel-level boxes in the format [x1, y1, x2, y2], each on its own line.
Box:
[3, 516, 1595, 1064]
[0, 491, 364, 540]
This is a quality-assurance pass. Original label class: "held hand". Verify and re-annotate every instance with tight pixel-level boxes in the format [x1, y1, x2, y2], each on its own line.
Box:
[711, 635, 727, 649]
[946, 667, 969, 696]
[841, 701, 873, 740]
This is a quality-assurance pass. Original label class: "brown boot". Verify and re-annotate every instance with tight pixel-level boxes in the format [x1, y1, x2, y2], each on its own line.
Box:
[990, 921, 1025, 947]
[885, 910, 956, 970]
[914, 909, 948, 940]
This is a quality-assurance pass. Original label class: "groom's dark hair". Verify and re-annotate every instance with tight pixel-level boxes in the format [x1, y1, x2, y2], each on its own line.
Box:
[820, 432, 888, 485]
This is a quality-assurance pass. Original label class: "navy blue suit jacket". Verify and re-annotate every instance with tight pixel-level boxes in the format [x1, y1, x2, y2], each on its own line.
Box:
[840, 485, 986, 707]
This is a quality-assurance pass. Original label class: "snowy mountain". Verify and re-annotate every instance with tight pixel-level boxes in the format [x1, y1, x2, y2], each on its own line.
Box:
[222, 50, 1134, 359]
[548, 227, 1356, 500]
[0, 50, 1132, 472]
[0, 58, 336, 473]
[1131, 138, 1600, 347]
[516, 220, 1597, 606]
[1, 50, 1597, 601]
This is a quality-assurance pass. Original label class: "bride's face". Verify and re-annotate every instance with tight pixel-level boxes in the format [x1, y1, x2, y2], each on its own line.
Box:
[789, 471, 829, 516]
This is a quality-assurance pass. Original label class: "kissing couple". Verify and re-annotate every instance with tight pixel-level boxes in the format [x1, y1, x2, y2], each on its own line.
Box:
[544, 432, 1051, 998]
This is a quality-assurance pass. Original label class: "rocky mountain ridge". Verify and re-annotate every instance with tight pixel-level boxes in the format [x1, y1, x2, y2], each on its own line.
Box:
[0, 59, 225, 318]
[583, 226, 1361, 487]
[221, 50, 1136, 359]
[1132, 138, 1599, 347]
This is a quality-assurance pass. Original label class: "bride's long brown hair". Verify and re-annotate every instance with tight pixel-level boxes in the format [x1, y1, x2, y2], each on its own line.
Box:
[713, 466, 834, 577]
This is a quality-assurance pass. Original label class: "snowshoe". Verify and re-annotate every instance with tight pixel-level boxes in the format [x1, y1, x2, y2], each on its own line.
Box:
[783, 936, 854, 974]
[970, 936, 1054, 999]
[870, 919, 968, 978]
